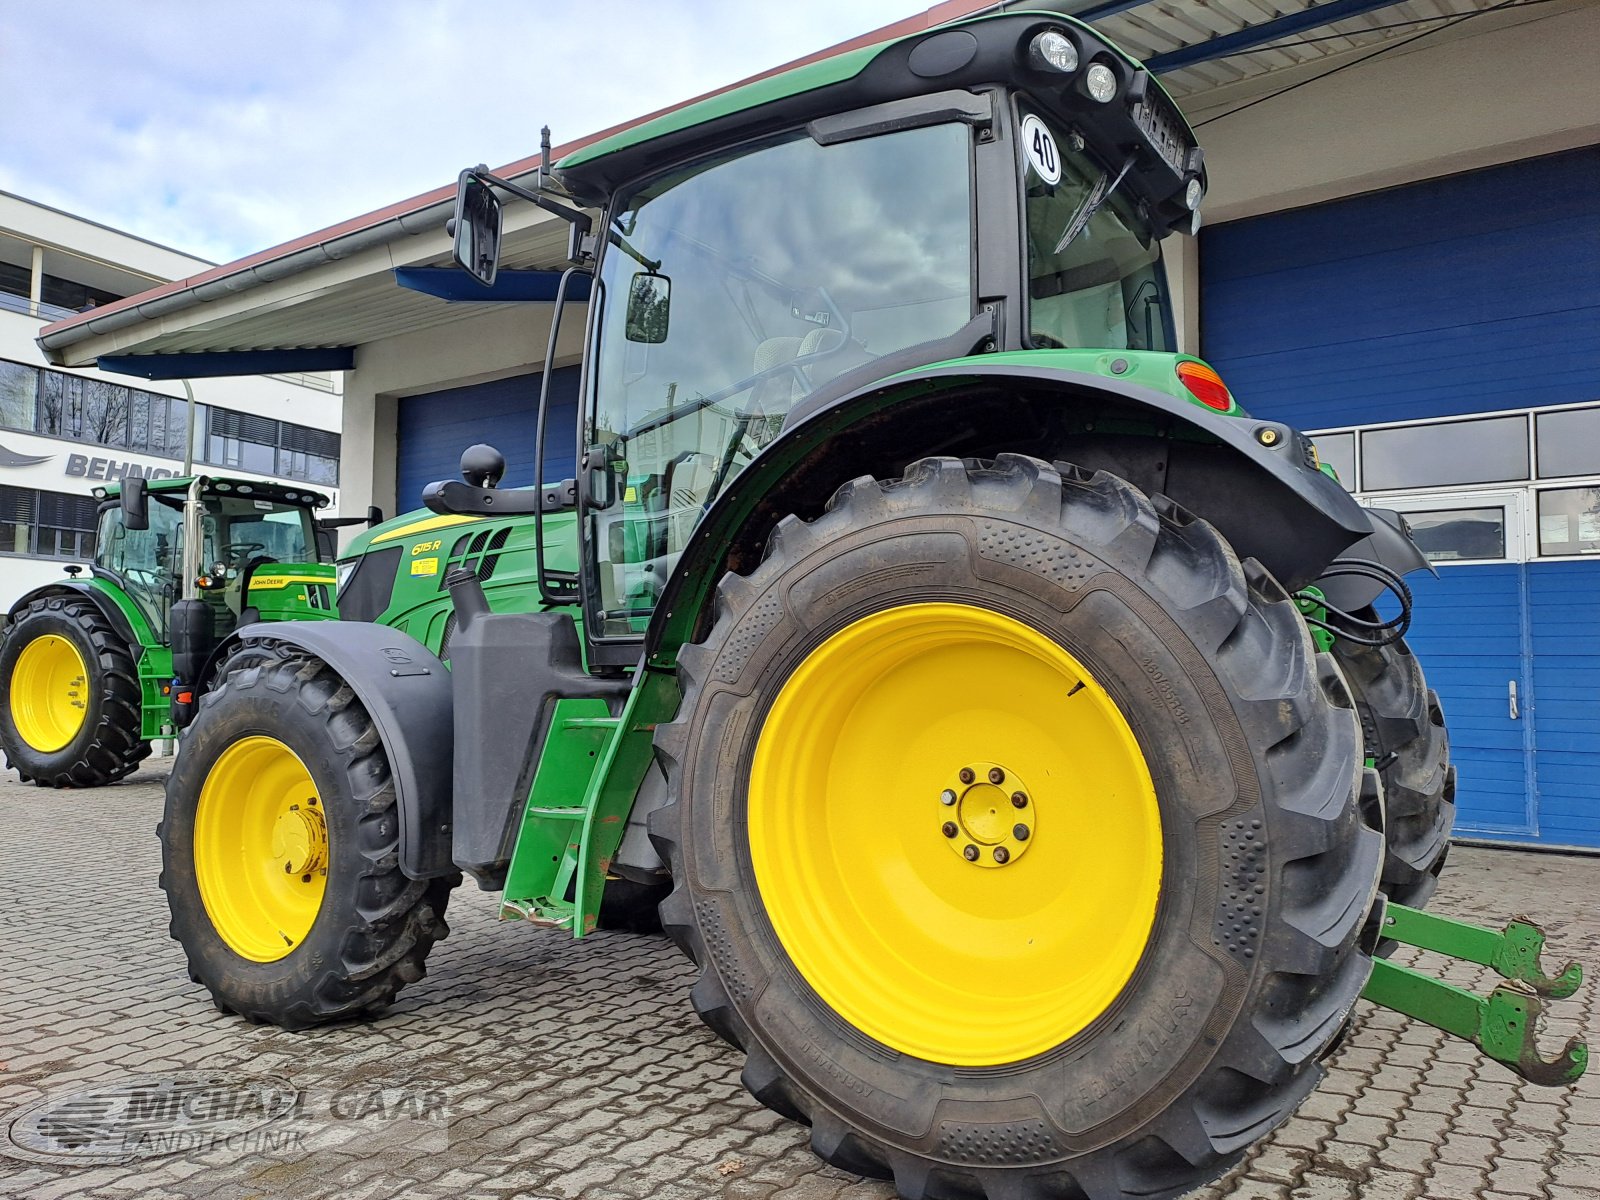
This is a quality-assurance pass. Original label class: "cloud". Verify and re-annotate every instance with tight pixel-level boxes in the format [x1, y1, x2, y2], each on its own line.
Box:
[0, 0, 925, 264]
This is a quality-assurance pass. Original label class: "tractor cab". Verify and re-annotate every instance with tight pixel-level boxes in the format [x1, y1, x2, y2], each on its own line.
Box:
[436, 11, 1221, 665]
[94, 475, 336, 643]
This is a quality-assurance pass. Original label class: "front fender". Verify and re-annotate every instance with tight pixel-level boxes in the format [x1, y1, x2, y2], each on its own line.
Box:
[231, 621, 455, 880]
[6, 580, 142, 647]
[643, 359, 1373, 663]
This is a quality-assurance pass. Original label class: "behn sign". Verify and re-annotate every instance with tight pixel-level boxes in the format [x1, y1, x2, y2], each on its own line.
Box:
[0, 439, 181, 482]
[63, 451, 181, 481]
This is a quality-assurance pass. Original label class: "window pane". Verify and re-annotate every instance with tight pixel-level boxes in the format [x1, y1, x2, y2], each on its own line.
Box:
[1535, 407, 1600, 479]
[128, 394, 150, 452]
[1403, 507, 1506, 562]
[1312, 432, 1355, 490]
[1361, 416, 1528, 491]
[0, 360, 36, 430]
[1537, 487, 1600, 556]
[82, 378, 129, 445]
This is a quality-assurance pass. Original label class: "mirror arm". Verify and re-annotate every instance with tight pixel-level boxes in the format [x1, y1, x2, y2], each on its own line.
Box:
[471, 168, 592, 236]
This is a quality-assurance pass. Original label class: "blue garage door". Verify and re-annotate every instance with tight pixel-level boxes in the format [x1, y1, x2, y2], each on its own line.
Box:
[394, 367, 581, 514]
[1201, 148, 1600, 849]
[1201, 146, 1600, 429]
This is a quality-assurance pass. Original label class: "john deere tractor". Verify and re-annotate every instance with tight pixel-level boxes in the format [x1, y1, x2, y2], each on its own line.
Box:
[0, 475, 347, 787]
[157, 9, 1586, 1198]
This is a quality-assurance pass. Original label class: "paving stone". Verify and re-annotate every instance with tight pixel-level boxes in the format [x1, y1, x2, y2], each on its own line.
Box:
[3, 766, 1598, 1200]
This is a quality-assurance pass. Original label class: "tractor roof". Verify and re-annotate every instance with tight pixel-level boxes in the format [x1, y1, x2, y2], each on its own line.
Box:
[554, 6, 1179, 205]
[95, 475, 331, 509]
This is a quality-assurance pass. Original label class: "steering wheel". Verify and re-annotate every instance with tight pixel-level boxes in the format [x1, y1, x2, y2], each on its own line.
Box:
[220, 541, 267, 566]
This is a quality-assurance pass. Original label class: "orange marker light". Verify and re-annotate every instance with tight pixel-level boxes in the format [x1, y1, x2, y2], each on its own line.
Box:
[1176, 360, 1234, 412]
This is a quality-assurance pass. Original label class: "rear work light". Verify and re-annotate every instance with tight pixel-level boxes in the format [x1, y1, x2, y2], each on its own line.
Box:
[1175, 360, 1235, 412]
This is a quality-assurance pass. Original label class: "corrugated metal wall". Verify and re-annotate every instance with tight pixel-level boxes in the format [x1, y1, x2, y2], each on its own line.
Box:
[394, 367, 580, 515]
[1200, 148, 1600, 849]
[1200, 146, 1600, 429]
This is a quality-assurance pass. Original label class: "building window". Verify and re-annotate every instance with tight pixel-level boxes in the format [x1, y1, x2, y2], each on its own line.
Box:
[1403, 506, 1508, 563]
[1535, 407, 1600, 479]
[0, 358, 339, 485]
[1312, 432, 1355, 490]
[1360, 415, 1529, 491]
[1537, 486, 1600, 556]
[0, 485, 99, 559]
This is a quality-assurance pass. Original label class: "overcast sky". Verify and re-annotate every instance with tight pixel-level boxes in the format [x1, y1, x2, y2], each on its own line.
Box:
[1, 0, 928, 266]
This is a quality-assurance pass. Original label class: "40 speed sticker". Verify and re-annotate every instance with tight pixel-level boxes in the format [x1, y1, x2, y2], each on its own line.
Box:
[1020, 113, 1062, 187]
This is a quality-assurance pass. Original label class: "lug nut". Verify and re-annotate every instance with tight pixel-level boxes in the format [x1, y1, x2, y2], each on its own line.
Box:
[1014, 824, 1030, 840]
[959, 768, 975, 785]
[988, 767, 1005, 785]
[1011, 791, 1028, 808]
[942, 822, 958, 838]
[963, 844, 979, 862]
[993, 847, 1010, 864]
[940, 789, 957, 806]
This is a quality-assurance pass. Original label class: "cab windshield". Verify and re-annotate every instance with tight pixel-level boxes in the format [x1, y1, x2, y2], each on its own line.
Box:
[1021, 107, 1174, 353]
[587, 121, 975, 637]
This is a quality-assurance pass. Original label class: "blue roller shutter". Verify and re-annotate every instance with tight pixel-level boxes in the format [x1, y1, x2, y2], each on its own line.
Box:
[1200, 146, 1600, 429]
[394, 367, 580, 514]
[1200, 148, 1600, 849]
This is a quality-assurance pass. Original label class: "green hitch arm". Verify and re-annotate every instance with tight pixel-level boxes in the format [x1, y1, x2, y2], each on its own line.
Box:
[1383, 903, 1582, 998]
[1361, 904, 1588, 1087]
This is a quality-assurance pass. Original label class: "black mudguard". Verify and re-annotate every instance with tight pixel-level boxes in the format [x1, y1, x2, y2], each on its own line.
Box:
[230, 621, 455, 880]
[645, 363, 1377, 660]
[1315, 506, 1436, 611]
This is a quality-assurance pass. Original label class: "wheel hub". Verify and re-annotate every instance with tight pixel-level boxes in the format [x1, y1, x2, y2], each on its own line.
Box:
[271, 801, 327, 877]
[941, 761, 1034, 867]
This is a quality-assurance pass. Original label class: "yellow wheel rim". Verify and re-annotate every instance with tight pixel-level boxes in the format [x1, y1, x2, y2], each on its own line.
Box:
[748, 603, 1163, 1067]
[194, 736, 329, 962]
[9, 634, 89, 752]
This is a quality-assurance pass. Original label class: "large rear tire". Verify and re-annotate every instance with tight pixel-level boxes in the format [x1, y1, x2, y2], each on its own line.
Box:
[0, 594, 149, 787]
[1332, 629, 1454, 909]
[159, 651, 456, 1028]
[651, 456, 1385, 1200]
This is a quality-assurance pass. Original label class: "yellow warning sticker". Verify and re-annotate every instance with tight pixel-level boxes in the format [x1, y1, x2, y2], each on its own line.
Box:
[410, 557, 439, 577]
[624, 486, 638, 503]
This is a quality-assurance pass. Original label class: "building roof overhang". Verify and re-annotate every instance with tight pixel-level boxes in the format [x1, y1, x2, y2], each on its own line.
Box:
[36, 0, 1539, 373]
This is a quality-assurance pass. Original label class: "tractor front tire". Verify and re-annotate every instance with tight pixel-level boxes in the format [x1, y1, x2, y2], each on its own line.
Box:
[1333, 629, 1454, 910]
[159, 651, 456, 1029]
[651, 455, 1385, 1200]
[0, 594, 149, 787]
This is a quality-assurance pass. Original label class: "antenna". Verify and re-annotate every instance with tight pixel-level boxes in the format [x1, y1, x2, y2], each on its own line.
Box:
[540, 126, 552, 176]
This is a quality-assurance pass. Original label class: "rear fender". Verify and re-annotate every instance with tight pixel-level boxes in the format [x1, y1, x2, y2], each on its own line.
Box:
[1316, 507, 1436, 611]
[644, 362, 1373, 662]
[228, 621, 455, 879]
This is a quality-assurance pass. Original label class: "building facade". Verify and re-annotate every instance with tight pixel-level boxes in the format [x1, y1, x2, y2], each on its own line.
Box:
[32, 0, 1599, 848]
[0, 192, 343, 609]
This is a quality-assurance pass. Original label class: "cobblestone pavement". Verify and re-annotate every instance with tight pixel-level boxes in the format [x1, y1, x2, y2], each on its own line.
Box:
[1, 758, 1596, 1200]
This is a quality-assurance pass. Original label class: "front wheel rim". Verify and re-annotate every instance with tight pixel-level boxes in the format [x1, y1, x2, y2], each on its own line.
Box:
[9, 634, 89, 752]
[748, 602, 1163, 1067]
[194, 736, 330, 962]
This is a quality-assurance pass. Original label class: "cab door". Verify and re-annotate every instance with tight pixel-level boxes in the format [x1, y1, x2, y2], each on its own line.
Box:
[1373, 490, 1533, 837]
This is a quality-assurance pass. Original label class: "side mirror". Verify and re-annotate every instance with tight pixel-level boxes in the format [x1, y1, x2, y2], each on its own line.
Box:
[367, 505, 384, 527]
[450, 170, 503, 287]
[625, 272, 671, 344]
[120, 477, 149, 531]
[460, 443, 506, 489]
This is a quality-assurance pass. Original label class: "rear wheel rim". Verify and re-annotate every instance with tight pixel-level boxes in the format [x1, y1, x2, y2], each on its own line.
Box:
[10, 634, 89, 752]
[748, 602, 1162, 1067]
[194, 736, 329, 962]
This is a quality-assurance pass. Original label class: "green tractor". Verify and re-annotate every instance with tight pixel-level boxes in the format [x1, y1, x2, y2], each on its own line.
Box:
[156, 9, 1585, 1198]
[0, 474, 355, 787]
